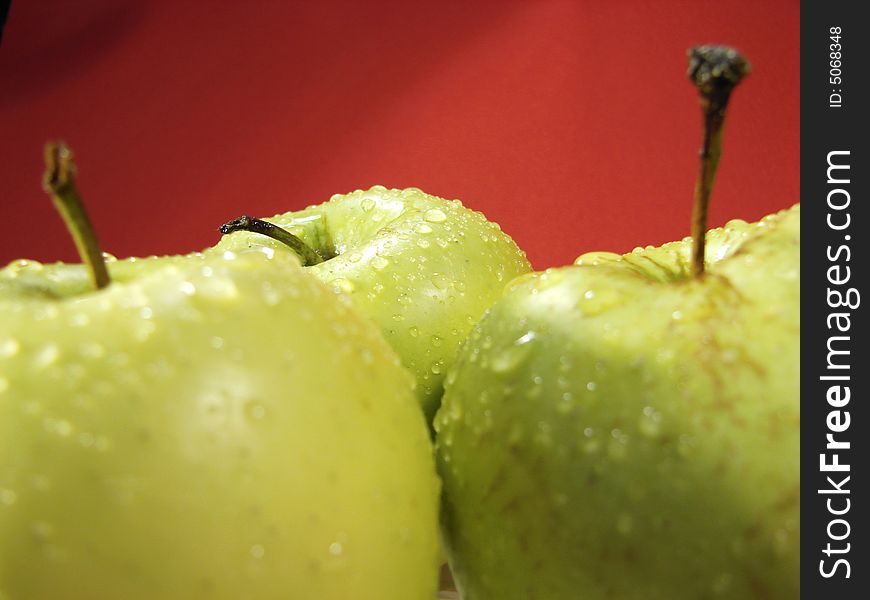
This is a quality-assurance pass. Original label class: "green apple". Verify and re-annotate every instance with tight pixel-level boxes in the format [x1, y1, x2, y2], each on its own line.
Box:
[436, 206, 800, 599]
[434, 47, 799, 599]
[0, 145, 441, 600]
[213, 186, 532, 422]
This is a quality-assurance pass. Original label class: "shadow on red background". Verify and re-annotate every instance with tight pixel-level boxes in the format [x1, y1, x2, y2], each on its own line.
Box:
[0, 0, 798, 269]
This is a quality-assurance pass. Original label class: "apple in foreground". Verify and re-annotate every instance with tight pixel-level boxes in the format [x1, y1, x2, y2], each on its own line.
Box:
[0, 146, 440, 600]
[214, 186, 531, 422]
[435, 47, 799, 599]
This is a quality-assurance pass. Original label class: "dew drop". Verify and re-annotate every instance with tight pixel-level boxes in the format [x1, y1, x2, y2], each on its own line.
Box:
[260, 282, 281, 306]
[0, 338, 20, 358]
[430, 335, 443, 347]
[328, 542, 343, 556]
[69, 313, 90, 327]
[245, 401, 267, 420]
[516, 331, 537, 346]
[361, 198, 376, 212]
[179, 281, 196, 295]
[372, 256, 389, 270]
[250, 544, 265, 559]
[556, 392, 574, 414]
[333, 278, 355, 293]
[430, 273, 449, 290]
[33, 344, 60, 369]
[424, 209, 447, 223]
[416, 223, 433, 234]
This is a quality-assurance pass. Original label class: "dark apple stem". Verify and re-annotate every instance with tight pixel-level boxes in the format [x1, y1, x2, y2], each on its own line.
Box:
[219, 216, 323, 266]
[42, 142, 111, 290]
[687, 46, 750, 277]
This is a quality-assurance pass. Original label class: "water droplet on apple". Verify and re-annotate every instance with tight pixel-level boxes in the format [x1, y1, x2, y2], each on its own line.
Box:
[361, 198, 376, 212]
[68, 313, 90, 327]
[328, 542, 343, 556]
[416, 223, 433, 234]
[34, 305, 59, 321]
[245, 401, 267, 421]
[179, 281, 196, 295]
[586, 381, 597, 392]
[408, 326, 419, 338]
[424, 209, 447, 223]
[333, 278, 355, 293]
[431, 335, 443, 347]
[33, 344, 60, 369]
[431, 360, 444, 375]
[372, 256, 389, 270]
[416, 238, 430, 249]
[250, 544, 266, 559]
[0, 337, 20, 359]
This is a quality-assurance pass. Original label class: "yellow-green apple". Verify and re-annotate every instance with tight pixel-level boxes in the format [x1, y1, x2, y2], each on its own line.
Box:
[435, 46, 800, 599]
[214, 186, 531, 422]
[0, 144, 441, 600]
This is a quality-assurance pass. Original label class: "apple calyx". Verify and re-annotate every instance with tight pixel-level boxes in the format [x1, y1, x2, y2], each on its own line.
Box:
[42, 142, 111, 290]
[687, 45, 750, 277]
[218, 215, 325, 266]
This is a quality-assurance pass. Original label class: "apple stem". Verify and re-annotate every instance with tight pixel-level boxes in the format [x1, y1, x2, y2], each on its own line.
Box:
[42, 142, 111, 290]
[687, 46, 750, 277]
[219, 216, 324, 266]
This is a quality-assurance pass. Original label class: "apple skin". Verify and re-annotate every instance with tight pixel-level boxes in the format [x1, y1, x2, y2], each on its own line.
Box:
[435, 205, 800, 599]
[0, 248, 440, 600]
[213, 186, 531, 422]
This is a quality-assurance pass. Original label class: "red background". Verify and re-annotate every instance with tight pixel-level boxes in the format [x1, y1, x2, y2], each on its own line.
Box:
[0, 0, 799, 270]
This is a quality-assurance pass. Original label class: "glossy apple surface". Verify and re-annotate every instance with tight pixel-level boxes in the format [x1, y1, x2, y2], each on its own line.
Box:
[435, 206, 800, 599]
[0, 248, 440, 600]
[214, 186, 531, 421]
